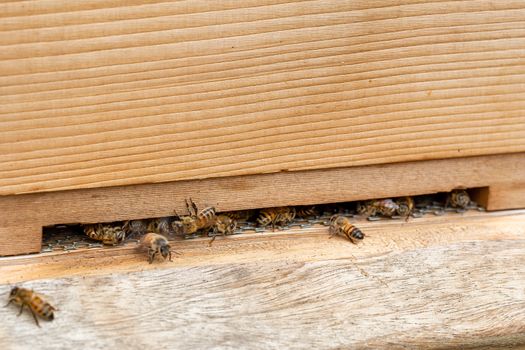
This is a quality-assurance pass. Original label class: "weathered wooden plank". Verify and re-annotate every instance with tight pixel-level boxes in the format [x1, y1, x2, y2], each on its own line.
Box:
[1, 210, 524, 349]
[1, 0, 525, 195]
[1, 153, 524, 256]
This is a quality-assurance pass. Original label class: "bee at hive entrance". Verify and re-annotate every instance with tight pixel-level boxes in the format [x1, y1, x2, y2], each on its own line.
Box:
[40, 189, 486, 255]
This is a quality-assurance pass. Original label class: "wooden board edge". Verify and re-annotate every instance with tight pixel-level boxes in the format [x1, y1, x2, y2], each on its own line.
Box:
[0, 152, 524, 256]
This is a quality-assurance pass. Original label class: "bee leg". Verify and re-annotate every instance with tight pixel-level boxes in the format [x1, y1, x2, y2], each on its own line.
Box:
[347, 236, 357, 244]
[29, 308, 41, 327]
[4, 299, 13, 307]
[168, 251, 173, 262]
[328, 227, 337, 238]
[17, 303, 25, 316]
[148, 249, 156, 264]
[208, 227, 220, 246]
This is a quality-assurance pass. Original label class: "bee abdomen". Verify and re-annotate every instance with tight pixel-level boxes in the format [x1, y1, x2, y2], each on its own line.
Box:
[84, 224, 100, 239]
[295, 206, 317, 218]
[343, 225, 364, 240]
[32, 296, 54, 320]
[256, 210, 275, 226]
[197, 207, 216, 228]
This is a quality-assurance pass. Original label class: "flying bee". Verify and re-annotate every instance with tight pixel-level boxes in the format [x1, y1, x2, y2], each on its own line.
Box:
[209, 215, 238, 245]
[329, 215, 364, 244]
[357, 199, 399, 218]
[147, 217, 175, 236]
[123, 219, 148, 238]
[294, 205, 318, 218]
[446, 189, 471, 209]
[6, 287, 56, 327]
[83, 223, 126, 245]
[140, 232, 173, 264]
[395, 196, 415, 221]
[171, 198, 216, 236]
[256, 206, 296, 231]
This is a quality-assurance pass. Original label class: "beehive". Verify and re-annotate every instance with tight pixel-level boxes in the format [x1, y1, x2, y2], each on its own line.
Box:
[1, 2, 525, 347]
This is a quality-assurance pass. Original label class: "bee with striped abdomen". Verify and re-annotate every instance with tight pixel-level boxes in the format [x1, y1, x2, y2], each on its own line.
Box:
[294, 205, 318, 218]
[6, 287, 56, 327]
[357, 199, 399, 219]
[256, 207, 296, 231]
[446, 189, 471, 209]
[329, 215, 364, 244]
[140, 232, 174, 264]
[209, 214, 238, 245]
[395, 196, 415, 221]
[83, 223, 126, 245]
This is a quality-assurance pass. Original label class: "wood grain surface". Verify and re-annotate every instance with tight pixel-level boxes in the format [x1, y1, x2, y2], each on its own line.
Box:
[1, 0, 525, 195]
[1, 210, 524, 349]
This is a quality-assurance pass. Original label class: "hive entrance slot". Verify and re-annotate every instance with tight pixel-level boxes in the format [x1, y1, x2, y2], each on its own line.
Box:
[40, 189, 486, 255]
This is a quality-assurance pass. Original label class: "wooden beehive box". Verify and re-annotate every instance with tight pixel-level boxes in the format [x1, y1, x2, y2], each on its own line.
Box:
[1, 1, 525, 348]
[1, 0, 525, 256]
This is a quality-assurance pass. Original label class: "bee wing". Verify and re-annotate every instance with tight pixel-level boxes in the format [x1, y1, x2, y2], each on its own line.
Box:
[32, 291, 58, 310]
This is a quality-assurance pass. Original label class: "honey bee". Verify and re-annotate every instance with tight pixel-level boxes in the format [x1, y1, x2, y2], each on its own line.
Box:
[123, 219, 148, 238]
[171, 199, 216, 236]
[147, 217, 175, 236]
[256, 206, 296, 231]
[84, 223, 126, 245]
[6, 287, 56, 327]
[140, 232, 173, 264]
[209, 214, 238, 245]
[329, 215, 364, 244]
[294, 205, 318, 218]
[357, 199, 399, 218]
[395, 196, 415, 221]
[222, 210, 256, 221]
[446, 189, 471, 209]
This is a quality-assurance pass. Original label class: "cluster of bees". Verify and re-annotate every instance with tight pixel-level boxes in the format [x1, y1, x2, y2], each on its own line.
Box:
[7, 189, 474, 326]
[82, 198, 301, 263]
[76, 189, 474, 262]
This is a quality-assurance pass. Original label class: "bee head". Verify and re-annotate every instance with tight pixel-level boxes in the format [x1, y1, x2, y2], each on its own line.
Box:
[329, 214, 340, 225]
[171, 220, 184, 233]
[160, 245, 171, 259]
[9, 286, 19, 297]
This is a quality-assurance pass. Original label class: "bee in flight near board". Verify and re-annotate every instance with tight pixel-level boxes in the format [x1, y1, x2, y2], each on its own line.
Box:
[6, 286, 57, 327]
[83, 223, 126, 245]
[140, 232, 175, 264]
[328, 215, 364, 244]
[256, 206, 296, 231]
